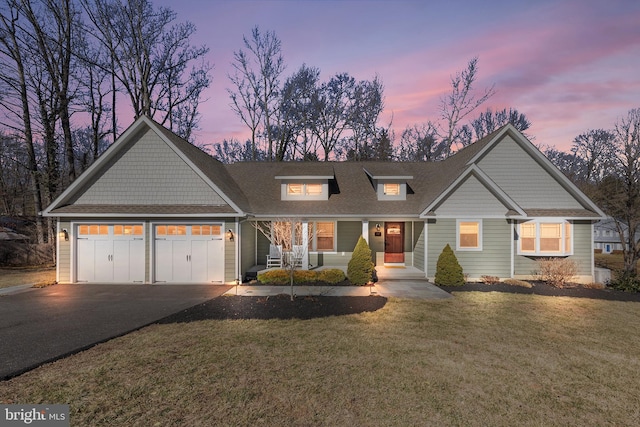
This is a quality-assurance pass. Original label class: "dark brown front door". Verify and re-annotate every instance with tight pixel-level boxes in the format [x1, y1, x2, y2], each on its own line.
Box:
[384, 222, 404, 263]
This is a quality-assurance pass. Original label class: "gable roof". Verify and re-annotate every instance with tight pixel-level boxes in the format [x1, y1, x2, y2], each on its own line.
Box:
[43, 116, 248, 217]
[42, 118, 605, 220]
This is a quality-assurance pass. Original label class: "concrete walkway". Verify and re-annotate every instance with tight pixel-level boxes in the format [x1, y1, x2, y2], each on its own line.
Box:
[225, 279, 452, 299]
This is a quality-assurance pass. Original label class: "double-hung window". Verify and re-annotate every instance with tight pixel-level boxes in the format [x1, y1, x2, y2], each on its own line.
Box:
[518, 220, 572, 256]
[315, 222, 335, 251]
[457, 220, 482, 251]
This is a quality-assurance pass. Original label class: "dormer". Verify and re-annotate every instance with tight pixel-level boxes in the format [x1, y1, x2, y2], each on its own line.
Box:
[276, 174, 333, 201]
[363, 167, 413, 201]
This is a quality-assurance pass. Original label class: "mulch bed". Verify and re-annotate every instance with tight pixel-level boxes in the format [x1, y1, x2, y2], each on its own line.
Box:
[438, 281, 640, 303]
[157, 282, 640, 323]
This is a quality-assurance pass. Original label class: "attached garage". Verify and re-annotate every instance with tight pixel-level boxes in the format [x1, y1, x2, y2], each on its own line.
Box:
[154, 224, 224, 283]
[76, 224, 145, 283]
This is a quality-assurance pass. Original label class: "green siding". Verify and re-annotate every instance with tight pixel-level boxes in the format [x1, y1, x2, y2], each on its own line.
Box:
[427, 218, 511, 280]
[514, 221, 593, 279]
[224, 221, 237, 282]
[72, 128, 227, 206]
[434, 175, 509, 216]
[256, 230, 270, 266]
[240, 221, 256, 274]
[413, 222, 425, 271]
[477, 135, 583, 209]
[337, 221, 362, 252]
[58, 220, 71, 283]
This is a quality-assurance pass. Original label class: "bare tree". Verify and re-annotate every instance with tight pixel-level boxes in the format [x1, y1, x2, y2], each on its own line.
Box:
[252, 219, 313, 300]
[20, 0, 79, 182]
[312, 73, 355, 161]
[82, 0, 211, 139]
[570, 129, 616, 185]
[0, 1, 44, 242]
[466, 107, 531, 143]
[438, 56, 495, 157]
[590, 109, 640, 276]
[347, 76, 384, 160]
[228, 26, 284, 160]
[395, 122, 443, 161]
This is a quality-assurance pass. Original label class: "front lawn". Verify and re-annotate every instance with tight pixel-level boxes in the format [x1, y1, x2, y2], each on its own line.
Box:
[595, 252, 640, 272]
[0, 266, 55, 289]
[1, 293, 639, 426]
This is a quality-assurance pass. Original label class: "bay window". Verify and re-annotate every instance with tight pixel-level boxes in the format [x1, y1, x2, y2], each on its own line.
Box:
[518, 220, 572, 256]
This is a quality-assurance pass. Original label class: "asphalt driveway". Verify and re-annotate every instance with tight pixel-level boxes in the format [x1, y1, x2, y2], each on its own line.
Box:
[0, 284, 231, 380]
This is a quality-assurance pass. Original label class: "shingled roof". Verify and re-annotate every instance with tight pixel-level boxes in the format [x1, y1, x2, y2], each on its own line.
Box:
[43, 117, 604, 220]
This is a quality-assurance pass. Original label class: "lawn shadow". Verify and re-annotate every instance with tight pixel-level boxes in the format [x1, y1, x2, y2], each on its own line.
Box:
[157, 295, 388, 323]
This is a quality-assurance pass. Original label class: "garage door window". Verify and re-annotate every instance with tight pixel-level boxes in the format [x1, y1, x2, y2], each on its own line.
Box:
[192, 225, 222, 236]
[114, 225, 143, 235]
[79, 224, 109, 235]
[156, 225, 187, 236]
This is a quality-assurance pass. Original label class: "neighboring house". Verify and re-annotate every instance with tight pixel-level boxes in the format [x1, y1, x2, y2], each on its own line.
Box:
[42, 116, 606, 284]
[594, 217, 639, 254]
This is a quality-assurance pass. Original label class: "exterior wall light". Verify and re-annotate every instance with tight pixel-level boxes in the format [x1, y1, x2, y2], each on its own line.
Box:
[60, 229, 69, 241]
[226, 229, 234, 241]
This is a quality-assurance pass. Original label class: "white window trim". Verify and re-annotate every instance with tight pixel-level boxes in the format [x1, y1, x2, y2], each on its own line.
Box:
[281, 180, 329, 201]
[517, 219, 573, 256]
[377, 180, 407, 200]
[456, 219, 483, 251]
[309, 221, 337, 253]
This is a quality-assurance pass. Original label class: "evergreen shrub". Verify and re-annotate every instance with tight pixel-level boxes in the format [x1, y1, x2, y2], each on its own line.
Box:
[434, 244, 465, 286]
[318, 268, 346, 284]
[347, 236, 375, 285]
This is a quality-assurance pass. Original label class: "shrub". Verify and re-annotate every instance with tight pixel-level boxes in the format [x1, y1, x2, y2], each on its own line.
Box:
[502, 278, 533, 288]
[293, 270, 319, 284]
[318, 268, 346, 284]
[434, 244, 464, 286]
[480, 275, 500, 285]
[537, 257, 578, 288]
[609, 271, 640, 292]
[347, 236, 375, 285]
[257, 269, 290, 285]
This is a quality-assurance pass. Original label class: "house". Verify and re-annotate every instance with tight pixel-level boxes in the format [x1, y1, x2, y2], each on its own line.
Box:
[594, 217, 639, 254]
[42, 116, 606, 285]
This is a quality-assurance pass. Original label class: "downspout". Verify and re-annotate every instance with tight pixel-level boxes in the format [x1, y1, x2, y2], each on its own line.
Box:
[235, 218, 241, 284]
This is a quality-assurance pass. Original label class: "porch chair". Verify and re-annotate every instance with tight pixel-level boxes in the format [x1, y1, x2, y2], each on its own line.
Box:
[266, 244, 283, 268]
[291, 245, 305, 268]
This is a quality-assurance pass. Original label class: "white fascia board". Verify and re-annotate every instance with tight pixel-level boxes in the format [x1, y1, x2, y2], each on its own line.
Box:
[42, 116, 153, 216]
[274, 175, 334, 180]
[51, 212, 246, 218]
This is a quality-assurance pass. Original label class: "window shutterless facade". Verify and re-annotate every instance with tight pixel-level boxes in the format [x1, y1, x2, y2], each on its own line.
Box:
[518, 220, 572, 256]
[457, 220, 482, 251]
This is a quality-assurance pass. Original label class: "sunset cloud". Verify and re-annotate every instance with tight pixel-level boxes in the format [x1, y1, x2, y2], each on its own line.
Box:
[163, 0, 640, 153]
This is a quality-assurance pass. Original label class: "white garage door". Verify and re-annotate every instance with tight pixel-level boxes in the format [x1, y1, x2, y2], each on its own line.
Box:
[76, 224, 145, 283]
[154, 224, 224, 283]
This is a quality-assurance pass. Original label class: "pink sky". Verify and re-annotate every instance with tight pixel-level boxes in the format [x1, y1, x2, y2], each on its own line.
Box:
[159, 0, 640, 152]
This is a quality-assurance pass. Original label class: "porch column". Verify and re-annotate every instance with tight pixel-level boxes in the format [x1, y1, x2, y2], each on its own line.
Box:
[362, 220, 369, 244]
[301, 220, 309, 270]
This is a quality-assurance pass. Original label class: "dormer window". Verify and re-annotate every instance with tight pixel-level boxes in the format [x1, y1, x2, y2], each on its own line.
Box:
[383, 183, 401, 196]
[286, 183, 324, 197]
[377, 180, 408, 200]
[279, 178, 330, 201]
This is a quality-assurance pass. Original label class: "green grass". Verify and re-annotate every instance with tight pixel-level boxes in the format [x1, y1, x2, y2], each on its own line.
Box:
[1, 293, 640, 426]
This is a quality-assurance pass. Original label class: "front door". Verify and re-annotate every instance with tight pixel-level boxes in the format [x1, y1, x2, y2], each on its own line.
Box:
[384, 222, 404, 263]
